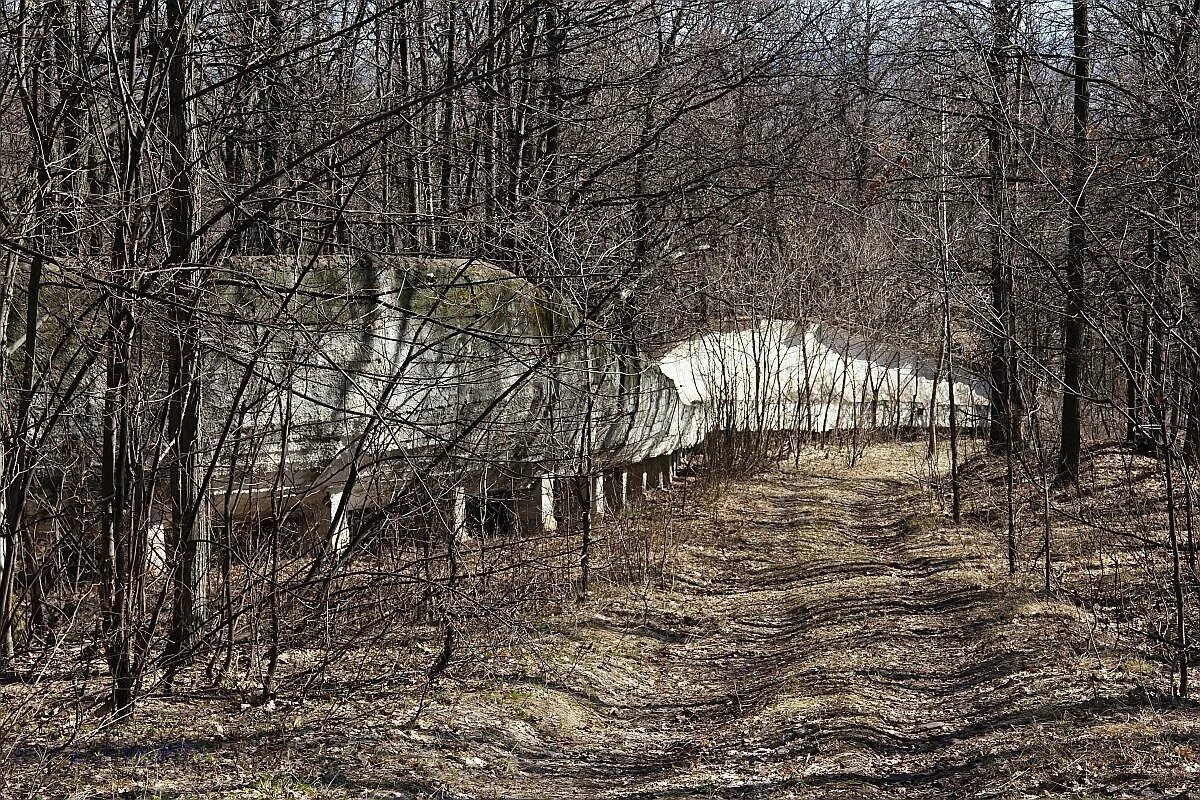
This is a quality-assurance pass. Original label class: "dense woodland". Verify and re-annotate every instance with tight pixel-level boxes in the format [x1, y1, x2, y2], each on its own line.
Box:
[3, 0, 1200, 747]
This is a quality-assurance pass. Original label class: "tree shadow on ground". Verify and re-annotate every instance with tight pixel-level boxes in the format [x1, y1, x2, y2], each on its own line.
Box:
[26, 467, 1179, 800]
[384, 469, 1176, 799]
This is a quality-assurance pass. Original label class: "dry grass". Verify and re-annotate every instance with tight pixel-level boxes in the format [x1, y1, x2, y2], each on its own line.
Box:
[4, 442, 1200, 798]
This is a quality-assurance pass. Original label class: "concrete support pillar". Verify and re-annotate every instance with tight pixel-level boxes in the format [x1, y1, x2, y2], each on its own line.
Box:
[591, 473, 608, 518]
[552, 477, 585, 533]
[292, 489, 340, 565]
[515, 476, 558, 533]
[147, 514, 168, 571]
[540, 476, 557, 532]
[564, 475, 601, 529]
[602, 468, 626, 515]
[627, 464, 646, 502]
[452, 485, 469, 538]
[328, 489, 351, 555]
[656, 455, 672, 489]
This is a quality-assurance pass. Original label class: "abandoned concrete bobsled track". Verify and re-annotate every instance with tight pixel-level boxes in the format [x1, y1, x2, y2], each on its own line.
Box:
[188, 255, 987, 560]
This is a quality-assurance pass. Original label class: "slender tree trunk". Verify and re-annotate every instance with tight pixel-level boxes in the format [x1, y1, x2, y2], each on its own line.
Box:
[1184, 357, 1200, 464]
[1056, 0, 1090, 487]
[987, 0, 1024, 455]
[101, 293, 136, 716]
[163, 0, 209, 673]
[1160, 394, 1189, 697]
[945, 297, 961, 526]
[1122, 285, 1147, 449]
[435, 5, 456, 255]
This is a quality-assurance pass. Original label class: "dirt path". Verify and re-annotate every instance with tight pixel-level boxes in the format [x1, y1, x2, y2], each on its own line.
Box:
[549, 457, 1018, 798]
[410, 448, 1195, 799]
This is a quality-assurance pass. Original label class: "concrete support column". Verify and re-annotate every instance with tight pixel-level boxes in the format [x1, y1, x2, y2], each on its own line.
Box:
[627, 464, 647, 502]
[452, 485, 469, 539]
[515, 476, 558, 533]
[148, 514, 168, 572]
[552, 472, 619, 534]
[656, 455, 672, 489]
[540, 476, 557, 532]
[328, 489, 351, 555]
[301, 488, 351, 560]
[591, 473, 608, 518]
[602, 468, 626, 515]
[552, 477, 585, 533]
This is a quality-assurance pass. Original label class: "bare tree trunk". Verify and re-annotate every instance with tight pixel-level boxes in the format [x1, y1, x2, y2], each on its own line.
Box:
[987, 0, 1024, 455]
[1056, 0, 1090, 487]
[101, 295, 136, 716]
[163, 0, 209, 676]
[1122, 284, 1148, 450]
[435, 4, 456, 255]
[1160, 392, 1189, 697]
[1, 19, 56, 660]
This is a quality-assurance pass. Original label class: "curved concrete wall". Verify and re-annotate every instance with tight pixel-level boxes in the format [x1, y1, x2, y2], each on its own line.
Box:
[657, 319, 989, 437]
[211, 255, 568, 483]
[208, 257, 988, 545]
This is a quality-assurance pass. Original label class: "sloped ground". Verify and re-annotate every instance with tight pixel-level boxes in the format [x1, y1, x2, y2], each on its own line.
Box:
[7, 444, 1200, 798]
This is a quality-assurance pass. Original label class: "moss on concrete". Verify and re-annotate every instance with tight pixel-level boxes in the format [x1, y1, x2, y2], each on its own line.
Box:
[219, 255, 568, 334]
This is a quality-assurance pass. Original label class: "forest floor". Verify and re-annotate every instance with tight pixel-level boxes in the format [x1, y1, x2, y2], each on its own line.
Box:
[7, 443, 1200, 798]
